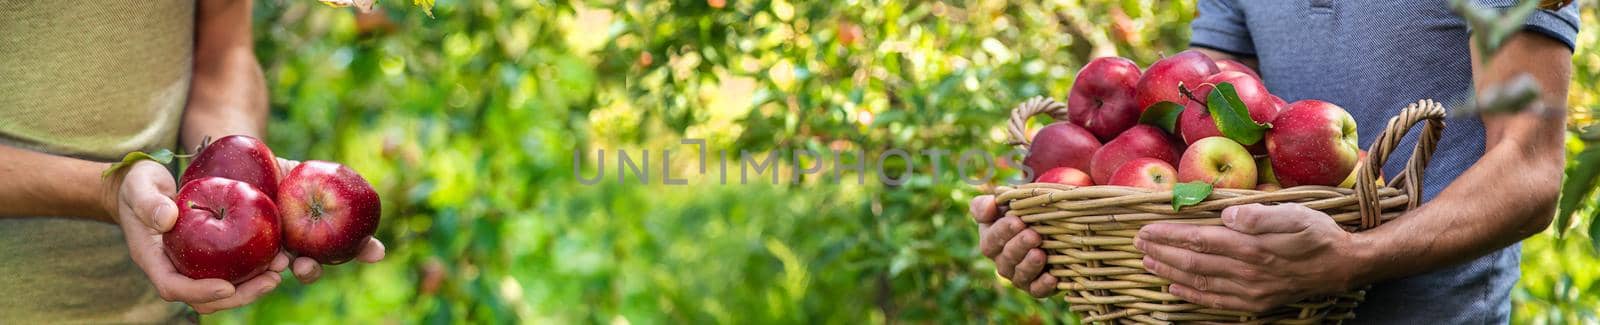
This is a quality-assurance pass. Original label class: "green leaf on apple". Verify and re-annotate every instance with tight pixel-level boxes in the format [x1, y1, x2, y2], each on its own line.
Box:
[1206, 82, 1269, 145]
[1139, 101, 1184, 134]
[101, 149, 176, 179]
[1171, 181, 1213, 211]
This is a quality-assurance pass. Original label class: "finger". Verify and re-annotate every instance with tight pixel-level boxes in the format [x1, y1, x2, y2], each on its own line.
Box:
[995, 230, 1041, 279]
[276, 158, 300, 180]
[356, 237, 386, 263]
[1222, 204, 1315, 235]
[269, 252, 291, 273]
[121, 163, 179, 232]
[1137, 224, 1271, 265]
[125, 234, 234, 303]
[1143, 256, 1254, 296]
[149, 273, 235, 304]
[191, 272, 282, 314]
[970, 195, 1000, 224]
[1028, 274, 1060, 298]
[1011, 248, 1049, 288]
[292, 257, 323, 284]
[980, 217, 1025, 258]
[1169, 283, 1272, 312]
[1138, 240, 1257, 279]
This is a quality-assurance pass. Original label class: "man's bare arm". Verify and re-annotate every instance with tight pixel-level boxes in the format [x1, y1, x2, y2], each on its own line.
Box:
[183, 0, 269, 149]
[1352, 31, 1569, 283]
[0, 145, 118, 221]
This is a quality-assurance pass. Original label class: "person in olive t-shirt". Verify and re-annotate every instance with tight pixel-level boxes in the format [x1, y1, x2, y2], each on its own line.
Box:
[0, 1, 385, 322]
[971, 1, 1576, 323]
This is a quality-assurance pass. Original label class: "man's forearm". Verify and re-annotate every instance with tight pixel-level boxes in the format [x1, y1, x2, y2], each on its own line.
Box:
[0, 144, 115, 222]
[1352, 137, 1562, 284]
[182, 0, 268, 150]
[1353, 32, 1569, 285]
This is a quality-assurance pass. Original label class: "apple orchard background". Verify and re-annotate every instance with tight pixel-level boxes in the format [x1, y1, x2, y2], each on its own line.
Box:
[216, 1, 1600, 323]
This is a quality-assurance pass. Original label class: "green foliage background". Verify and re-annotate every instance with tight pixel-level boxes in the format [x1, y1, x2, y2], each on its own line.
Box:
[212, 0, 1600, 323]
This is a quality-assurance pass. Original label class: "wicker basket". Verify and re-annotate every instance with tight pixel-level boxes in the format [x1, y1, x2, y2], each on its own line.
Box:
[994, 97, 1447, 324]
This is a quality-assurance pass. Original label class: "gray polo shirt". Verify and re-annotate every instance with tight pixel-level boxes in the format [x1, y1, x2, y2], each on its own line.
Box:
[1190, 0, 1579, 323]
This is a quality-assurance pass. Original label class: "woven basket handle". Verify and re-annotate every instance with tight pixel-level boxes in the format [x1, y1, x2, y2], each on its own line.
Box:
[1005, 96, 1072, 149]
[1355, 100, 1448, 229]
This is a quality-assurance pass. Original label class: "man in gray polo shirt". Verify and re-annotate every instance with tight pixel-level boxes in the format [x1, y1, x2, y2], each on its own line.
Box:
[970, 1, 1579, 323]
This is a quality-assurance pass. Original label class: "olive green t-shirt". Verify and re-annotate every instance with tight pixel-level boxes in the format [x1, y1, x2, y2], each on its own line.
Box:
[0, 1, 194, 323]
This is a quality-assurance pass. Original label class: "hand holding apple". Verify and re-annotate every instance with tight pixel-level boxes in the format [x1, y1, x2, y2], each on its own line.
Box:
[105, 160, 287, 314]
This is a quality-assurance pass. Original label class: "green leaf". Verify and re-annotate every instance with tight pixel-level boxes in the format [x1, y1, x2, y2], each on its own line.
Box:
[1556, 145, 1600, 237]
[414, 0, 435, 17]
[1588, 203, 1600, 254]
[101, 149, 175, 179]
[1206, 82, 1269, 145]
[1172, 181, 1213, 211]
[1139, 101, 1185, 134]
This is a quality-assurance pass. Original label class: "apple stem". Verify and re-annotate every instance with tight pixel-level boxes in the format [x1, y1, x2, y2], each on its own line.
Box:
[187, 201, 226, 220]
[194, 136, 212, 155]
[1177, 82, 1205, 106]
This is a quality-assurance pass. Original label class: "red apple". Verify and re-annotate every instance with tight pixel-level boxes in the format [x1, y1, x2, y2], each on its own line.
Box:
[1090, 125, 1180, 184]
[1177, 137, 1257, 189]
[1108, 158, 1177, 190]
[1068, 56, 1143, 141]
[278, 161, 381, 264]
[180, 135, 282, 198]
[1267, 100, 1361, 187]
[1134, 50, 1219, 112]
[1179, 71, 1281, 153]
[1216, 59, 1260, 80]
[1037, 167, 1094, 186]
[164, 177, 282, 284]
[1024, 122, 1102, 180]
[1256, 183, 1282, 191]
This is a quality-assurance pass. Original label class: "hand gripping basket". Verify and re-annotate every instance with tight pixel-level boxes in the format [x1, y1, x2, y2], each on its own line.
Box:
[994, 97, 1447, 324]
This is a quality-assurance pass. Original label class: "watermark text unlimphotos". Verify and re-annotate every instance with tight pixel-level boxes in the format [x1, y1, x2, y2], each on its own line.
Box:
[574, 138, 1032, 186]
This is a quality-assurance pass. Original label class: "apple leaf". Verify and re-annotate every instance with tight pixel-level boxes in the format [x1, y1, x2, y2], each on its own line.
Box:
[1555, 143, 1600, 239]
[1207, 82, 1269, 145]
[415, 0, 436, 17]
[101, 149, 175, 179]
[1139, 101, 1185, 134]
[1171, 181, 1213, 211]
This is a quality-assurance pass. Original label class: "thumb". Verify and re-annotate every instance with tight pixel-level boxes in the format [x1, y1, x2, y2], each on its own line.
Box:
[970, 195, 1000, 225]
[1221, 203, 1315, 235]
[276, 158, 300, 180]
[124, 162, 179, 232]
